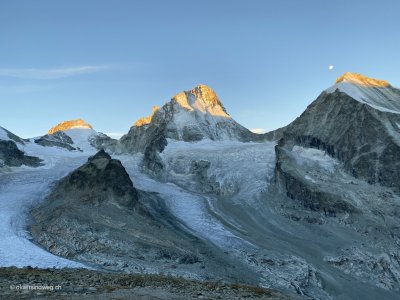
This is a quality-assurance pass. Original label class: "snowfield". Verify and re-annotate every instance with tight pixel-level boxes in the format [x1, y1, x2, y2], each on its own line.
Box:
[1, 137, 272, 269]
[291, 146, 338, 173]
[326, 81, 400, 114]
[119, 152, 252, 250]
[0, 129, 100, 268]
[0, 147, 93, 268]
[161, 139, 277, 206]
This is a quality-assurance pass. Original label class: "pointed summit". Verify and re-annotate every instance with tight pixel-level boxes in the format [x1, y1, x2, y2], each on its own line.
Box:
[48, 119, 93, 134]
[335, 72, 389, 87]
[326, 72, 400, 114]
[172, 84, 230, 118]
[120, 84, 263, 155]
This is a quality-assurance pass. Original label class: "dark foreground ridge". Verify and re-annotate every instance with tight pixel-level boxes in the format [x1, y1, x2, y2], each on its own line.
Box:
[0, 267, 302, 300]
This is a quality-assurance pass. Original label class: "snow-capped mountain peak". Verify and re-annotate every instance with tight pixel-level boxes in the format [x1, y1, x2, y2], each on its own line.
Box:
[119, 84, 263, 154]
[326, 72, 400, 114]
[48, 119, 93, 134]
[43, 119, 115, 152]
[335, 72, 389, 87]
[172, 84, 230, 118]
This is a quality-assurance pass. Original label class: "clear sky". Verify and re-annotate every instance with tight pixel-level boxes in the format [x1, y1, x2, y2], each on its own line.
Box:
[1, 0, 400, 138]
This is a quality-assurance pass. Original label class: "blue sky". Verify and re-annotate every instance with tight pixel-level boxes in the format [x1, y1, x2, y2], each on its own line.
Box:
[1, 0, 400, 138]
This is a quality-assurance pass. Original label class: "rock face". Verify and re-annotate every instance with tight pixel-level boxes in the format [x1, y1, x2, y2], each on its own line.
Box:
[271, 138, 400, 294]
[274, 140, 357, 216]
[30, 150, 248, 282]
[48, 118, 93, 134]
[272, 72, 400, 193]
[34, 131, 76, 151]
[0, 140, 42, 167]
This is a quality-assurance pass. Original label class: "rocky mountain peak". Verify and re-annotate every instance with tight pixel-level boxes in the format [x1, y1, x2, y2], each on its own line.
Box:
[134, 106, 160, 127]
[325, 72, 400, 113]
[59, 149, 138, 208]
[48, 119, 93, 134]
[172, 84, 230, 118]
[89, 149, 112, 161]
[335, 72, 389, 87]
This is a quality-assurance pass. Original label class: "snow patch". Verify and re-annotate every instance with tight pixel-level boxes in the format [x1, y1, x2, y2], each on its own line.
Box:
[0, 127, 11, 141]
[304, 175, 316, 183]
[0, 153, 91, 268]
[63, 128, 97, 151]
[291, 146, 338, 173]
[161, 140, 276, 206]
[325, 82, 400, 114]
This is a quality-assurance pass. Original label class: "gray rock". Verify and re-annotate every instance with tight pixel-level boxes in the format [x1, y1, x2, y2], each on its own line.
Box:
[274, 140, 357, 215]
[0, 140, 42, 167]
[34, 131, 76, 150]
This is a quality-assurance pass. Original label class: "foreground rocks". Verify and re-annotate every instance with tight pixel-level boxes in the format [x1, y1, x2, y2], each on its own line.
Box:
[0, 267, 302, 300]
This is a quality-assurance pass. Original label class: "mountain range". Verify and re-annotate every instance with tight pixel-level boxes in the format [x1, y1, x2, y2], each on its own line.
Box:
[1, 72, 399, 299]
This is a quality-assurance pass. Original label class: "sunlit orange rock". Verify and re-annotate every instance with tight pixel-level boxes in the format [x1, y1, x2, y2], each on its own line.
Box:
[134, 106, 160, 126]
[48, 119, 93, 134]
[172, 84, 230, 118]
[336, 72, 389, 87]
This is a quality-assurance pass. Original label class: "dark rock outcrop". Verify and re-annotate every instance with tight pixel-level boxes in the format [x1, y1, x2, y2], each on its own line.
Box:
[274, 140, 357, 216]
[89, 132, 118, 152]
[48, 149, 139, 209]
[34, 131, 76, 151]
[0, 140, 42, 167]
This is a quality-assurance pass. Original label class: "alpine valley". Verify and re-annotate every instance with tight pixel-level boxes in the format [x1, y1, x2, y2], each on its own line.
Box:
[1, 73, 399, 299]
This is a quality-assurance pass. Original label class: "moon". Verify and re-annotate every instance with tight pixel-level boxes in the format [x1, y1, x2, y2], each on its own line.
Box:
[328, 65, 334, 70]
